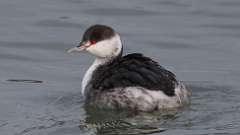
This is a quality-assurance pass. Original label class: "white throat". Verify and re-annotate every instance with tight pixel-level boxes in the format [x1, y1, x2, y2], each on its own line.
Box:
[81, 34, 123, 96]
[81, 58, 108, 95]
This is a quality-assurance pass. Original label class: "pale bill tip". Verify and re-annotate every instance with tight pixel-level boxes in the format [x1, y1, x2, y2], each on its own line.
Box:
[67, 47, 84, 53]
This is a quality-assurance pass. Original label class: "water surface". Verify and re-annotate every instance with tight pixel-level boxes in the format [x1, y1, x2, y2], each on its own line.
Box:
[1, 0, 240, 135]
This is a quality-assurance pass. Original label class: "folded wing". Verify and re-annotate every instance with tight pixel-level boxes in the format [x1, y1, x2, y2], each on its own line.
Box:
[91, 53, 177, 96]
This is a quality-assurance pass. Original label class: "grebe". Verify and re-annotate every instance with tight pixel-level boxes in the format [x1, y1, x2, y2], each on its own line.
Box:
[68, 25, 189, 111]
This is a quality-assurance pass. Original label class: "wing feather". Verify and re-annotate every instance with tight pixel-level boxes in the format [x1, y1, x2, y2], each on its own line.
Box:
[90, 53, 177, 96]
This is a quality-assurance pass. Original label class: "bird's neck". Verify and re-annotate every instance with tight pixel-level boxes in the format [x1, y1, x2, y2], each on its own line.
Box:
[81, 35, 123, 95]
[81, 53, 122, 96]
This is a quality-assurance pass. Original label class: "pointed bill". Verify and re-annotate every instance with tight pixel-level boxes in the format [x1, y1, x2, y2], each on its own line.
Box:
[67, 41, 90, 53]
[67, 46, 85, 53]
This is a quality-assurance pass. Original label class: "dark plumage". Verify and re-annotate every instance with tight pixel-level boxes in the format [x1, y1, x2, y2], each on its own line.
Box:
[89, 53, 177, 96]
[82, 25, 115, 43]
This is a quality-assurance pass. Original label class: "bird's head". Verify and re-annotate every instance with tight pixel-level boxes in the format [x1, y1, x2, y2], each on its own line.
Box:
[68, 25, 122, 58]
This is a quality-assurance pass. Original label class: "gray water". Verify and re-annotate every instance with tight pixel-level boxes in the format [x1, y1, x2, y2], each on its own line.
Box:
[1, 0, 240, 134]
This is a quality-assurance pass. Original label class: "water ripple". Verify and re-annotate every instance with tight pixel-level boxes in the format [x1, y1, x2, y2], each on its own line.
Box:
[84, 8, 157, 16]
[35, 19, 85, 28]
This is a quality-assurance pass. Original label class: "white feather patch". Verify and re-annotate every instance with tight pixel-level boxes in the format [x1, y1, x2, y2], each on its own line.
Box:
[122, 83, 189, 110]
[86, 34, 122, 58]
[81, 58, 108, 95]
[82, 34, 122, 95]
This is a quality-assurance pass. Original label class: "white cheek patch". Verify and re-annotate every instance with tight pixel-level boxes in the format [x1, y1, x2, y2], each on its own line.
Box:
[86, 34, 122, 58]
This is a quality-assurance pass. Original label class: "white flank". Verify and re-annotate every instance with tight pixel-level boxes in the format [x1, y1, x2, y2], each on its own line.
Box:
[122, 83, 190, 110]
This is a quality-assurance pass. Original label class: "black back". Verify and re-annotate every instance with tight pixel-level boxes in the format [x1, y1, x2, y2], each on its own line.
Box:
[89, 53, 177, 96]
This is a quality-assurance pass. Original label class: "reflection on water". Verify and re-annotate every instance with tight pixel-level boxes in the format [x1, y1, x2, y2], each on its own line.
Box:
[83, 107, 175, 135]
[1, 0, 240, 135]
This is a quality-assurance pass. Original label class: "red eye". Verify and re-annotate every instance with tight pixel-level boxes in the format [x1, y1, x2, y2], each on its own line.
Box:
[90, 40, 97, 45]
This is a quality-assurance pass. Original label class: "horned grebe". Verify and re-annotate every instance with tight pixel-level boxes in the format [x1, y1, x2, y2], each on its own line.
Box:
[68, 25, 189, 111]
